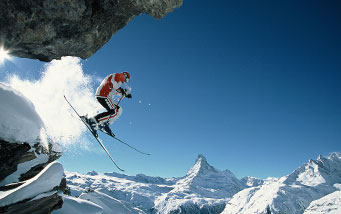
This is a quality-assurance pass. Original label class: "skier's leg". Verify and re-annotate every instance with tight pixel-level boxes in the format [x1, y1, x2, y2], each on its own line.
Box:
[99, 106, 122, 137]
[94, 97, 116, 125]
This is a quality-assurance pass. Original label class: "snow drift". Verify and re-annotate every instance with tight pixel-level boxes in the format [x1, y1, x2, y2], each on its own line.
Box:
[0, 162, 64, 207]
[0, 83, 44, 145]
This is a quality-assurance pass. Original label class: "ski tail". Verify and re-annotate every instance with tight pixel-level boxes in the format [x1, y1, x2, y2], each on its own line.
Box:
[94, 137, 125, 172]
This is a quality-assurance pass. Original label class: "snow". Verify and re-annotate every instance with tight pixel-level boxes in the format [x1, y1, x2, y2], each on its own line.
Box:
[303, 191, 341, 214]
[66, 155, 243, 213]
[0, 161, 64, 207]
[65, 171, 164, 211]
[222, 181, 284, 214]
[79, 189, 145, 214]
[63, 153, 341, 213]
[29, 191, 58, 202]
[222, 153, 341, 214]
[153, 155, 244, 213]
[0, 83, 44, 145]
[0, 151, 49, 186]
[52, 194, 103, 214]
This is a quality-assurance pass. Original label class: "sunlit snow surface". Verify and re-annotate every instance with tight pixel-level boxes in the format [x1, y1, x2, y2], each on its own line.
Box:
[222, 153, 341, 214]
[0, 162, 64, 207]
[52, 194, 103, 214]
[0, 83, 44, 145]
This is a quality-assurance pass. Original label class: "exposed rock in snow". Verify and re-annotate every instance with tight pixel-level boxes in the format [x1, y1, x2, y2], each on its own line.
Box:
[285, 153, 341, 187]
[0, 84, 65, 213]
[0, 84, 60, 185]
[103, 171, 179, 185]
[87, 170, 99, 176]
[0, 0, 183, 62]
[303, 190, 341, 214]
[0, 162, 65, 213]
[1, 191, 62, 214]
[222, 153, 341, 214]
[240, 176, 265, 187]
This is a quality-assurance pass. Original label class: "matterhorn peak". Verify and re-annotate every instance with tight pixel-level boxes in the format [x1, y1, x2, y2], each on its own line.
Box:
[186, 154, 217, 176]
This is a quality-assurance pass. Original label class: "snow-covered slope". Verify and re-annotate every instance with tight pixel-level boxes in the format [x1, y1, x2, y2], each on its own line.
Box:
[0, 162, 64, 207]
[66, 155, 244, 214]
[222, 153, 341, 214]
[0, 83, 44, 144]
[303, 190, 341, 214]
[66, 170, 173, 213]
[79, 189, 146, 214]
[52, 194, 103, 214]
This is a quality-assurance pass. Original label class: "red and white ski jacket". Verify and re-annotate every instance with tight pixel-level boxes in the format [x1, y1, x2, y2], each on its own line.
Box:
[95, 73, 126, 98]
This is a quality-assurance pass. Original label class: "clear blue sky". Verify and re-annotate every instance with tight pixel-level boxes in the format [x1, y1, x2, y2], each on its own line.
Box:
[1, 0, 341, 179]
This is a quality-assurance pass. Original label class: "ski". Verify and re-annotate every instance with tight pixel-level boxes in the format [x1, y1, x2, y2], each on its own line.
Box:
[64, 95, 124, 172]
[68, 114, 151, 156]
[98, 130, 151, 156]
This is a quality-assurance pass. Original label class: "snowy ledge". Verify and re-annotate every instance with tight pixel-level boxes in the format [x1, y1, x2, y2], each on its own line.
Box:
[0, 161, 64, 207]
[0, 83, 44, 146]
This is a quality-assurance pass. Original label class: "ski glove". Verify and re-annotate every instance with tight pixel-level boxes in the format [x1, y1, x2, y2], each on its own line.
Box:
[118, 87, 132, 98]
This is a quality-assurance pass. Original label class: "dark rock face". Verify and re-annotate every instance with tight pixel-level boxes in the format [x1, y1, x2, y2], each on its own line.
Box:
[0, 0, 183, 62]
[0, 140, 31, 181]
[0, 139, 65, 214]
[0, 191, 63, 214]
[0, 139, 61, 185]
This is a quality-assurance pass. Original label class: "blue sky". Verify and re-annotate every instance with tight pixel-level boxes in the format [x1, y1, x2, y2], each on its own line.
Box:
[1, 0, 340, 179]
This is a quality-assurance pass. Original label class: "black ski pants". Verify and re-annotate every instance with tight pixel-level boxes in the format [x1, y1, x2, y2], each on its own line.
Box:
[94, 97, 117, 124]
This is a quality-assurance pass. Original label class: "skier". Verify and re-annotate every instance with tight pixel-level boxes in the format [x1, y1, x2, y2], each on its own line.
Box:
[81, 72, 132, 137]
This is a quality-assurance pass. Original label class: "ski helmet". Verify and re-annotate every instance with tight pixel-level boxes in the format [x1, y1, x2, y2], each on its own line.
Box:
[123, 72, 130, 82]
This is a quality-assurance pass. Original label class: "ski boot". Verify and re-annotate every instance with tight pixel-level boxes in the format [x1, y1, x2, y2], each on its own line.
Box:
[80, 116, 98, 137]
[98, 123, 115, 137]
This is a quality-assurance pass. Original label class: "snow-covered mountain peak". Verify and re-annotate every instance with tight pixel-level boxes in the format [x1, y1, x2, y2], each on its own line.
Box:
[171, 155, 244, 199]
[87, 170, 98, 176]
[186, 154, 217, 177]
[281, 153, 341, 188]
[328, 152, 341, 162]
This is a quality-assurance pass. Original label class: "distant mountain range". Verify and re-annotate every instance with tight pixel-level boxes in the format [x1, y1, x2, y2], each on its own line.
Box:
[65, 153, 341, 214]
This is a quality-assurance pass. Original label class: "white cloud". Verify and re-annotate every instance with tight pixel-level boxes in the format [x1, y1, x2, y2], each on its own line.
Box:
[7, 57, 101, 148]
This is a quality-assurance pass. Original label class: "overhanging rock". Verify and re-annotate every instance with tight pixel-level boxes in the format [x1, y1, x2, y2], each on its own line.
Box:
[0, 0, 183, 62]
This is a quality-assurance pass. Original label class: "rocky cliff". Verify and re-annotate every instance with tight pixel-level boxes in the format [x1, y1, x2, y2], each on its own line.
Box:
[0, 0, 183, 62]
[0, 83, 66, 214]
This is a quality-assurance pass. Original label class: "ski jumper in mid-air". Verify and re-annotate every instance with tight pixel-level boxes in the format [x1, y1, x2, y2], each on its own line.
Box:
[82, 72, 132, 137]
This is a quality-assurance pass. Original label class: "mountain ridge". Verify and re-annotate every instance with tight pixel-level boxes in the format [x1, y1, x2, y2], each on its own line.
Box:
[65, 152, 341, 214]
